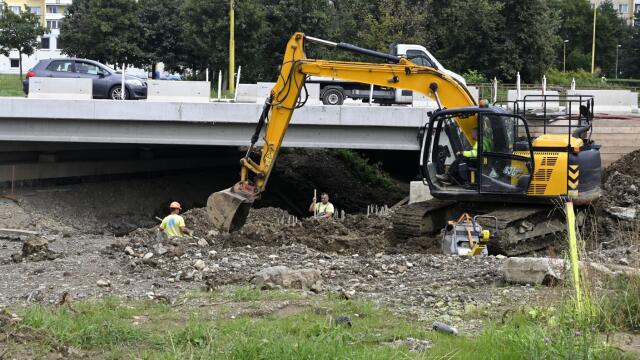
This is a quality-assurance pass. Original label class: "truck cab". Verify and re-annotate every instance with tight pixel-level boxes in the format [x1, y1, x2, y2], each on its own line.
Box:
[310, 43, 467, 106]
[390, 44, 467, 86]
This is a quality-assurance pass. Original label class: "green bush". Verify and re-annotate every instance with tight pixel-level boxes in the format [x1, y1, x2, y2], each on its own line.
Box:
[334, 149, 393, 188]
[462, 69, 488, 84]
[545, 68, 605, 87]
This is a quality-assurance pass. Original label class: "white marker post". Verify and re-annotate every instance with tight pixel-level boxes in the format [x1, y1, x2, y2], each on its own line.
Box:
[369, 83, 374, 106]
[492, 77, 497, 104]
[121, 63, 126, 100]
[516, 72, 521, 100]
[542, 75, 547, 96]
[234, 66, 242, 102]
[205, 68, 209, 82]
[218, 70, 222, 101]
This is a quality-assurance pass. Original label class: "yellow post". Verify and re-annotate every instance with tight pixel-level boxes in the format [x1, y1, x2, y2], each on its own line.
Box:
[566, 202, 583, 314]
[591, 3, 597, 74]
[228, 0, 235, 94]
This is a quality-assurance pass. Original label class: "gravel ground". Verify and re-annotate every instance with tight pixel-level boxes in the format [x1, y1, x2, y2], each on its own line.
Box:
[0, 204, 552, 335]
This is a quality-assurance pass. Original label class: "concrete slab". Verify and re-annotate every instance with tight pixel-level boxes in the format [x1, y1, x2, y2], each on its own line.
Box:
[507, 90, 560, 110]
[147, 80, 211, 103]
[235, 84, 258, 103]
[28, 78, 92, 100]
[568, 89, 638, 114]
[409, 181, 433, 204]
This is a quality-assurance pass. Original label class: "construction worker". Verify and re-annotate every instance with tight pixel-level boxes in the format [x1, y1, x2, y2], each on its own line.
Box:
[309, 192, 334, 218]
[159, 201, 192, 237]
[456, 123, 493, 159]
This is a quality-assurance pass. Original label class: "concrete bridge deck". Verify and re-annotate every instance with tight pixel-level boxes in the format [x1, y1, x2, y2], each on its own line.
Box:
[0, 97, 638, 177]
[0, 98, 429, 151]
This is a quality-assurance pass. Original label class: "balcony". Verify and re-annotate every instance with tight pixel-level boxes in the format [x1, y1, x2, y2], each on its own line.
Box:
[45, 13, 64, 20]
[45, 0, 72, 5]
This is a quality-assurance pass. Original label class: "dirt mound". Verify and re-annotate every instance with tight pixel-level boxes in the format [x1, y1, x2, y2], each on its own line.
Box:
[122, 206, 410, 255]
[603, 150, 640, 183]
[590, 150, 640, 245]
[221, 213, 395, 254]
[263, 149, 407, 215]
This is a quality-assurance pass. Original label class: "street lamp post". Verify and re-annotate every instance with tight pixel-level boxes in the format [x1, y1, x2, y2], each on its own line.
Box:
[616, 44, 621, 79]
[229, 0, 235, 94]
[591, 2, 598, 74]
[563, 39, 569, 72]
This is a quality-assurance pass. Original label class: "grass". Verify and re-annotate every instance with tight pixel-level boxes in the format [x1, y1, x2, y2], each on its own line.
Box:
[1, 284, 634, 359]
[335, 149, 394, 189]
[0, 74, 23, 97]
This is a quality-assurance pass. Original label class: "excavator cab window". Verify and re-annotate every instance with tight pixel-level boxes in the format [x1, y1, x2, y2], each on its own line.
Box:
[422, 110, 533, 196]
[478, 114, 533, 194]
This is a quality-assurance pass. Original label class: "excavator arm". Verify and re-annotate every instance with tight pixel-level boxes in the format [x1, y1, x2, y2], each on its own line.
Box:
[207, 32, 477, 232]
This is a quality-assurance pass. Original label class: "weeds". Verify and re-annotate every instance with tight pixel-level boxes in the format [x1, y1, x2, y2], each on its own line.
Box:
[334, 149, 393, 188]
[0, 74, 23, 97]
[595, 274, 640, 332]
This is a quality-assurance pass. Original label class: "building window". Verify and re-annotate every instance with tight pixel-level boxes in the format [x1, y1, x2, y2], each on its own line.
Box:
[618, 4, 628, 13]
[9, 6, 21, 14]
[10, 59, 19, 68]
[47, 20, 59, 29]
[41, 37, 50, 49]
[29, 6, 41, 15]
[47, 5, 58, 14]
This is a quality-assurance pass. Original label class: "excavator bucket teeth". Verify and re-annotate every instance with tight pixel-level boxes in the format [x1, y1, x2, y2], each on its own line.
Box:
[206, 188, 253, 233]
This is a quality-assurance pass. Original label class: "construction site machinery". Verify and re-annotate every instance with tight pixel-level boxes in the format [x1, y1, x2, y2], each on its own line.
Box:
[442, 214, 497, 256]
[207, 33, 602, 256]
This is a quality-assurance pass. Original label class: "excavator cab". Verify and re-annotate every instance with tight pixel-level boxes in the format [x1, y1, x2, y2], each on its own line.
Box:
[421, 107, 535, 202]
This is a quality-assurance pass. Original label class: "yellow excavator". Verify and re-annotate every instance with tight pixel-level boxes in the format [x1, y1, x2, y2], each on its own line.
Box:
[206, 33, 602, 255]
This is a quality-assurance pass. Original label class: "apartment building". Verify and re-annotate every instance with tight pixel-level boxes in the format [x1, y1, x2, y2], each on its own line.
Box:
[0, 0, 72, 74]
[591, 0, 640, 26]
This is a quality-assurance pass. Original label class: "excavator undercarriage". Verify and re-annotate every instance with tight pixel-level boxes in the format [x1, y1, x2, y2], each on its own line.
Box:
[391, 201, 567, 256]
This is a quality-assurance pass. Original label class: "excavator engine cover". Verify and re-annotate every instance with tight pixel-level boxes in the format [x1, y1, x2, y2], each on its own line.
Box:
[206, 188, 253, 232]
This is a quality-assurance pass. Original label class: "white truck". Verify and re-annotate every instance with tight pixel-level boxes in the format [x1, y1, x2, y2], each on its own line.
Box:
[308, 43, 467, 106]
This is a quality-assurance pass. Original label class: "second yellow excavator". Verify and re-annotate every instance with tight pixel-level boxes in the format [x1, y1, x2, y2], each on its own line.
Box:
[206, 33, 602, 255]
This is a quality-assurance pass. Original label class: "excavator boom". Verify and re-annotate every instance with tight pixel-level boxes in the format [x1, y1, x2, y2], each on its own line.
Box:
[207, 33, 476, 232]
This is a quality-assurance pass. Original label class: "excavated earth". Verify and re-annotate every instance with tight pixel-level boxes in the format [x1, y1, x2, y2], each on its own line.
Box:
[0, 149, 638, 335]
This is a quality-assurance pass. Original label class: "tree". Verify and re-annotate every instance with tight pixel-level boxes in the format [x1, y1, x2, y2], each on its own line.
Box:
[0, 4, 47, 78]
[550, 0, 632, 75]
[428, 0, 504, 77]
[494, 0, 560, 82]
[138, 0, 186, 74]
[618, 19, 640, 78]
[59, 0, 144, 68]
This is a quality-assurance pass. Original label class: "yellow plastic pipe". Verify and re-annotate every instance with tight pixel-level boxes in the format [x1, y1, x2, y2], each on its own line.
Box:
[566, 201, 582, 313]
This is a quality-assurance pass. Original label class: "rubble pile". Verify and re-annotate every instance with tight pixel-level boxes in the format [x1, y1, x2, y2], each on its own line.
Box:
[221, 212, 394, 254]
[10, 237, 61, 263]
[594, 150, 640, 242]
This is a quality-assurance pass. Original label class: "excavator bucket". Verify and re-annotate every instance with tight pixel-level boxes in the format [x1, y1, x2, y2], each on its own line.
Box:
[206, 188, 253, 233]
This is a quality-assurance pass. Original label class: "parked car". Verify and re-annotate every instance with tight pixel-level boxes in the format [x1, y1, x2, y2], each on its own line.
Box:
[23, 58, 147, 100]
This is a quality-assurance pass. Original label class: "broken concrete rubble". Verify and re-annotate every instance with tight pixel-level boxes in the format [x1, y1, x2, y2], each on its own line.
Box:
[252, 265, 322, 291]
[502, 257, 640, 285]
[605, 206, 636, 221]
[22, 237, 48, 256]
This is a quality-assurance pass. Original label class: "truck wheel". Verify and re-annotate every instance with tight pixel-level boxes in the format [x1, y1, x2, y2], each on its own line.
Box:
[322, 88, 345, 105]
